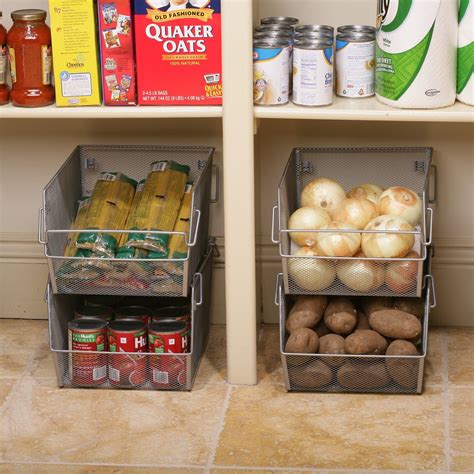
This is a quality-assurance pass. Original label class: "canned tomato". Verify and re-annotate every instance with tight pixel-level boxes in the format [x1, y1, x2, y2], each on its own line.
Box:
[108, 319, 147, 387]
[150, 355, 187, 389]
[292, 39, 334, 106]
[115, 306, 150, 325]
[337, 25, 375, 35]
[84, 295, 123, 308]
[295, 24, 334, 35]
[68, 319, 107, 386]
[75, 304, 114, 322]
[261, 16, 298, 26]
[253, 39, 290, 105]
[336, 32, 375, 98]
[152, 304, 191, 343]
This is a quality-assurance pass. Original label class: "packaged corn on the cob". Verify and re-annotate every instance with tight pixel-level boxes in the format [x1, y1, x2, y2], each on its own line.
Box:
[64, 198, 91, 257]
[127, 160, 190, 254]
[76, 172, 137, 257]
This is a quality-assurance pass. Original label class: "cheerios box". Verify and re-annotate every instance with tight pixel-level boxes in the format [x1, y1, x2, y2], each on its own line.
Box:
[98, 0, 137, 105]
[133, 0, 222, 105]
[49, 0, 102, 106]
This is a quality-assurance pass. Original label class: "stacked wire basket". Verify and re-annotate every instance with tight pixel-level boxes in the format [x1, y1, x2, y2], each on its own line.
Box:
[39, 145, 218, 391]
[272, 147, 437, 394]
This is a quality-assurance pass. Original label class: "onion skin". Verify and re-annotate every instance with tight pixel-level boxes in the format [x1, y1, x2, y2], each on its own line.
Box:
[317, 221, 361, 257]
[288, 247, 336, 291]
[362, 215, 415, 258]
[348, 183, 384, 206]
[337, 251, 385, 292]
[333, 197, 379, 230]
[288, 206, 331, 247]
[386, 251, 420, 293]
[301, 178, 346, 217]
[378, 187, 422, 226]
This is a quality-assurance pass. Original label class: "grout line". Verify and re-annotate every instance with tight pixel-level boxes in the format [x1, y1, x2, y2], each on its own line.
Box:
[0, 461, 206, 469]
[210, 465, 443, 473]
[205, 384, 233, 472]
[441, 331, 452, 473]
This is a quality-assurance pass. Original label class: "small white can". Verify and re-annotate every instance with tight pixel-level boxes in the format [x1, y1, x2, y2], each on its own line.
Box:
[335, 32, 375, 98]
[292, 39, 334, 106]
[253, 39, 290, 105]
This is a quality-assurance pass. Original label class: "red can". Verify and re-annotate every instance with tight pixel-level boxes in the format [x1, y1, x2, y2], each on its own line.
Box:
[75, 304, 114, 322]
[115, 306, 150, 325]
[150, 355, 187, 389]
[68, 319, 108, 386]
[152, 304, 191, 345]
[108, 319, 147, 387]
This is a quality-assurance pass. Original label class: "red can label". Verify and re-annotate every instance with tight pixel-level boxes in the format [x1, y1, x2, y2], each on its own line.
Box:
[150, 355, 187, 389]
[149, 326, 188, 353]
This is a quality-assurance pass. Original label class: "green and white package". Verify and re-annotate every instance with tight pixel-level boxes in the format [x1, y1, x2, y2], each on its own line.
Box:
[375, 0, 457, 109]
[457, 0, 474, 105]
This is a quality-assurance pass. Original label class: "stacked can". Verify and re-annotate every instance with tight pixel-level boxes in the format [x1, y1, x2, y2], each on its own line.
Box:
[335, 25, 376, 98]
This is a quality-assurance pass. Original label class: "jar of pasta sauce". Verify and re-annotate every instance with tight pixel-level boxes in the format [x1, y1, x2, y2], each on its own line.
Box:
[8, 9, 54, 107]
[0, 11, 9, 105]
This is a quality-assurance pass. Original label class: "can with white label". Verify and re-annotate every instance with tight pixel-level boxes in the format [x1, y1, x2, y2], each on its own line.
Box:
[295, 24, 334, 36]
[260, 16, 298, 26]
[337, 25, 375, 35]
[255, 24, 294, 36]
[295, 31, 334, 42]
[292, 39, 334, 106]
[336, 32, 375, 98]
[253, 39, 290, 105]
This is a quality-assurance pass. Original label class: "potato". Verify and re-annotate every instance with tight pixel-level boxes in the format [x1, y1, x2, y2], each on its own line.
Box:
[289, 359, 333, 389]
[324, 297, 357, 335]
[285, 327, 319, 353]
[386, 340, 420, 388]
[315, 319, 331, 338]
[337, 361, 390, 389]
[285, 295, 328, 333]
[356, 311, 370, 330]
[369, 309, 422, 340]
[319, 334, 346, 367]
[344, 330, 388, 355]
[393, 297, 424, 319]
[360, 297, 393, 316]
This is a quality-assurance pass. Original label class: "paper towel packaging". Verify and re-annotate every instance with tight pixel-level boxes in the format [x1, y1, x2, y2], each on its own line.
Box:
[457, 0, 474, 105]
[375, 0, 458, 109]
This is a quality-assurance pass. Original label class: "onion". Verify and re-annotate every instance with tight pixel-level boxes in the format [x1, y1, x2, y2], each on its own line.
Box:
[378, 187, 422, 226]
[362, 215, 415, 258]
[333, 198, 378, 230]
[317, 221, 361, 257]
[288, 206, 331, 247]
[301, 178, 346, 217]
[386, 251, 420, 293]
[337, 251, 385, 292]
[288, 247, 336, 291]
[348, 183, 384, 206]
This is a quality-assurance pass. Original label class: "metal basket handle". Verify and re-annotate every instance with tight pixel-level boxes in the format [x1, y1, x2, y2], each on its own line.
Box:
[38, 207, 46, 245]
[271, 205, 280, 244]
[186, 208, 201, 247]
[211, 164, 220, 203]
[192, 272, 203, 311]
[274, 273, 283, 306]
[425, 207, 434, 246]
[429, 164, 437, 204]
[424, 274, 437, 309]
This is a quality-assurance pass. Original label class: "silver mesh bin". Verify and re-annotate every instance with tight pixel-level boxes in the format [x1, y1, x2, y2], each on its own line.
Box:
[39, 145, 216, 297]
[276, 272, 436, 394]
[272, 147, 434, 297]
[47, 241, 215, 391]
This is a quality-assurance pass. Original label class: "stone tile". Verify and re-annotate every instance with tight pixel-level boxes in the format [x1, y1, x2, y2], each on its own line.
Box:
[424, 327, 444, 387]
[0, 465, 205, 473]
[195, 325, 227, 384]
[0, 378, 228, 465]
[212, 470, 313, 474]
[447, 328, 474, 386]
[257, 325, 283, 386]
[214, 385, 445, 470]
[449, 387, 474, 472]
[0, 379, 17, 409]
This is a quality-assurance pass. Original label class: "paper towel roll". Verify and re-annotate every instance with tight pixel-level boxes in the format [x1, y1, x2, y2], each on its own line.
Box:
[457, 0, 474, 105]
[375, 0, 458, 109]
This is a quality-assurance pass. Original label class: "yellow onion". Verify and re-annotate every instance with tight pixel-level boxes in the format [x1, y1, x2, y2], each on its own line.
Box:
[378, 187, 422, 226]
[317, 221, 361, 257]
[386, 251, 420, 293]
[348, 183, 384, 206]
[337, 251, 385, 292]
[333, 197, 378, 230]
[362, 215, 415, 258]
[301, 178, 346, 217]
[288, 206, 331, 247]
[288, 247, 336, 291]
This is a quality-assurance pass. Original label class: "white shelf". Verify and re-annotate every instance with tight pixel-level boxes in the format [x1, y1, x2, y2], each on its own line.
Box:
[0, 103, 223, 119]
[254, 97, 474, 123]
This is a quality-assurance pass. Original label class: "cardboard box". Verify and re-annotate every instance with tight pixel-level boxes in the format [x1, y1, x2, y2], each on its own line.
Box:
[133, 0, 222, 106]
[49, 0, 102, 106]
[98, 0, 137, 105]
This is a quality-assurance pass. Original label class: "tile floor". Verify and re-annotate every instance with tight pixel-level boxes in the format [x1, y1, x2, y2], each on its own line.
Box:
[0, 320, 472, 473]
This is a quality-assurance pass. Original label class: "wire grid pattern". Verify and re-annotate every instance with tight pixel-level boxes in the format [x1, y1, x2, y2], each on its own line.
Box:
[47, 243, 214, 391]
[277, 277, 431, 394]
[42, 145, 213, 297]
[278, 147, 433, 297]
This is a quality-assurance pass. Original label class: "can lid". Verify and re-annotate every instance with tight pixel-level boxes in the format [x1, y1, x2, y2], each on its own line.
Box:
[11, 9, 47, 21]
[253, 39, 289, 49]
[336, 32, 375, 42]
[109, 319, 146, 333]
[115, 306, 150, 318]
[337, 24, 376, 33]
[295, 24, 334, 33]
[75, 304, 114, 319]
[149, 320, 188, 334]
[295, 31, 334, 40]
[295, 39, 334, 49]
[153, 305, 191, 318]
[261, 16, 299, 25]
[68, 318, 108, 332]
[254, 31, 292, 39]
[255, 24, 294, 32]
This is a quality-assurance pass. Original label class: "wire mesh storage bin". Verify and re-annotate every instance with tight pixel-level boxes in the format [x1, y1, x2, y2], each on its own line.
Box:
[272, 147, 434, 297]
[276, 271, 436, 394]
[47, 242, 215, 391]
[39, 145, 217, 297]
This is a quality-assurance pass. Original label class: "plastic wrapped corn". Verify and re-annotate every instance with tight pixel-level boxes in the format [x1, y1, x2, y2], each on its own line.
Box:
[167, 182, 193, 259]
[64, 198, 91, 257]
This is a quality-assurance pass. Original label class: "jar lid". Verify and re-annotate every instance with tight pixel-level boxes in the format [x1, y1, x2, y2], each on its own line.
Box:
[11, 9, 47, 21]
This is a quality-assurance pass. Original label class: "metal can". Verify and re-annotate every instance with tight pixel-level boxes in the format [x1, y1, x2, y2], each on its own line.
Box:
[120, 296, 161, 309]
[292, 39, 334, 106]
[68, 319, 108, 386]
[84, 295, 123, 308]
[336, 32, 375, 98]
[75, 304, 114, 322]
[294, 31, 334, 42]
[255, 24, 294, 35]
[108, 319, 148, 387]
[295, 24, 334, 35]
[152, 304, 192, 343]
[337, 24, 376, 35]
[260, 16, 298, 26]
[253, 39, 290, 105]
[115, 305, 151, 325]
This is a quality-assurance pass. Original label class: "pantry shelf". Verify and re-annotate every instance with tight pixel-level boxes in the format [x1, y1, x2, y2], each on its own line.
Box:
[254, 97, 474, 123]
[0, 103, 223, 119]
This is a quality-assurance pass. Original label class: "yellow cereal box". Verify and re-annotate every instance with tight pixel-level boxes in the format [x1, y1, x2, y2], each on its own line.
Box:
[49, 0, 102, 106]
